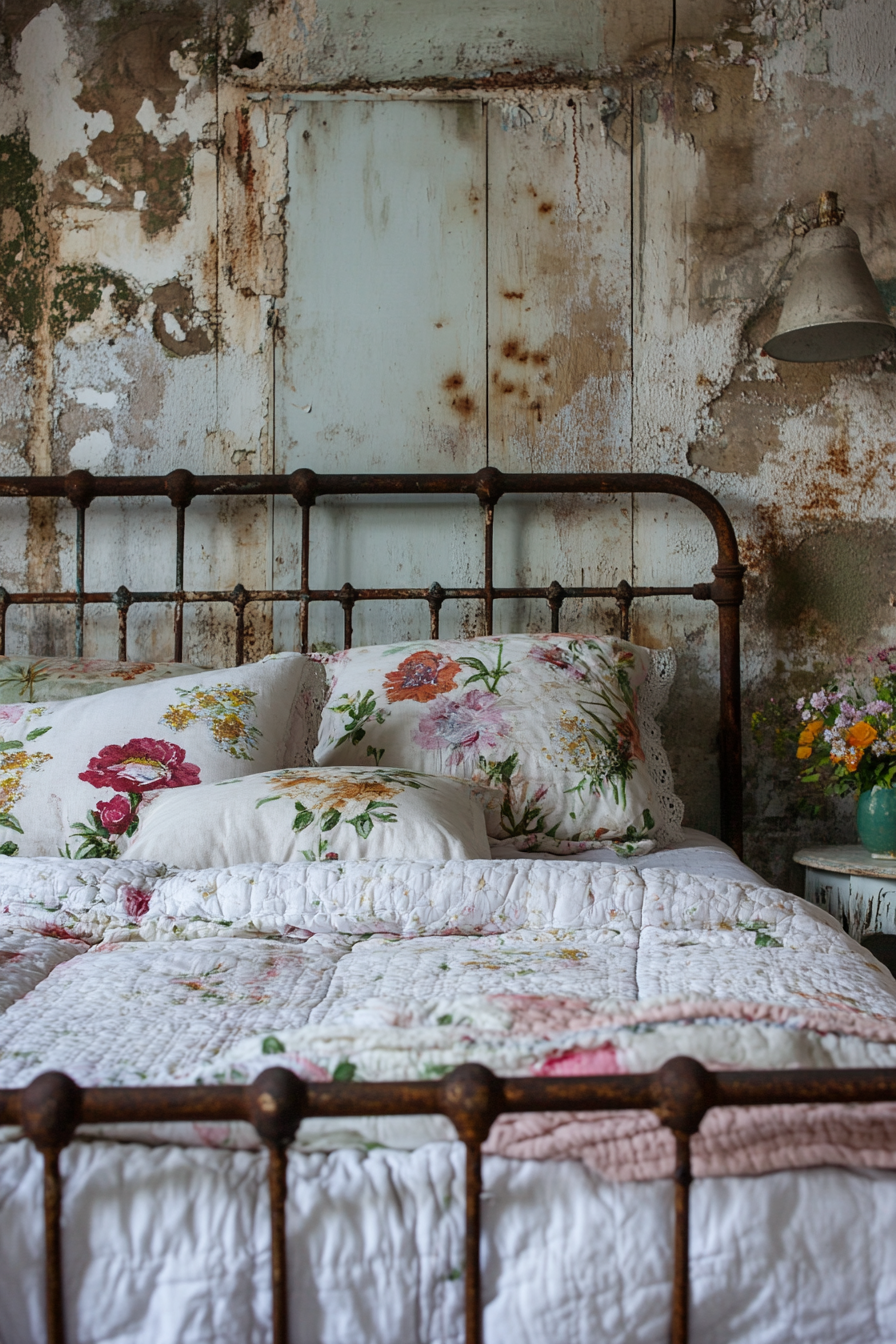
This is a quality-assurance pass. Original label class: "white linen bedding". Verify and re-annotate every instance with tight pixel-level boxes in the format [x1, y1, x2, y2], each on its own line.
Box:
[2, 1140, 896, 1344]
[1, 834, 895, 1343]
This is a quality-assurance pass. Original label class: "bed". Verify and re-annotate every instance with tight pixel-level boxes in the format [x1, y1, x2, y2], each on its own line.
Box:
[0, 467, 895, 1344]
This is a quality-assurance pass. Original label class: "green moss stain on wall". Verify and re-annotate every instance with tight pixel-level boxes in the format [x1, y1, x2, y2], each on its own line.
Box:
[0, 130, 48, 340]
[50, 265, 139, 339]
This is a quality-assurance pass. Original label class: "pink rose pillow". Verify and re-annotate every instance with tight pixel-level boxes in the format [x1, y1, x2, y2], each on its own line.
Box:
[0, 655, 311, 859]
[312, 635, 659, 856]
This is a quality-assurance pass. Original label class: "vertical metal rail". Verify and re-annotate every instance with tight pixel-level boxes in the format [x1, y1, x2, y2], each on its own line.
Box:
[174, 504, 186, 664]
[339, 583, 356, 650]
[299, 503, 311, 654]
[267, 1147, 290, 1344]
[547, 579, 564, 633]
[74, 507, 86, 659]
[20, 1072, 82, 1344]
[249, 1069, 306, 1344]
[439, 1064, 502, 1344]
[670, 1133, 692, 1344]
[428, 582, 445, 639]
[232, 585, 248, 666]
[114, 586, 131, 662]
[0, 586, 8, 655]
[463, 1142, 484, 1344]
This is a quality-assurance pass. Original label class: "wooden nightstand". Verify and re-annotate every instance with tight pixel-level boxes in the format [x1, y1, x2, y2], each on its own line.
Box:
[794, 845, 896, 975]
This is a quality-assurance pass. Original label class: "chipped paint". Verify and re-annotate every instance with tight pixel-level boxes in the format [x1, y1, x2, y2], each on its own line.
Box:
[1, 0, 896, 887]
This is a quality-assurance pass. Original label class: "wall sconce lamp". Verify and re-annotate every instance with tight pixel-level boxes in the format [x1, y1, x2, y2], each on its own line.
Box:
[764, 192, 896, 362]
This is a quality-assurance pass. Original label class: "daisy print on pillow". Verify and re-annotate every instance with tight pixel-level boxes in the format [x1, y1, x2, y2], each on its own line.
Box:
[313, 635, 659, 856]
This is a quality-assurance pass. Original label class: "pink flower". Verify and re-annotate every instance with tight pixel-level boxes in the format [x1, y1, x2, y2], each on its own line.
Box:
[95, 794, 135, 836]
[121, 886, 152, 919]
[414, 689, 510, 766]
[527, 644, 585, 680]
[534, 1044, 622, 1076]
[0, 705, 26, 728]
[79, 738, 200, 794]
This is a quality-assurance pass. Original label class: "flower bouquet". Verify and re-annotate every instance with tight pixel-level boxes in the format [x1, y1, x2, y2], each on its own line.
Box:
[793, 647, 896, 856]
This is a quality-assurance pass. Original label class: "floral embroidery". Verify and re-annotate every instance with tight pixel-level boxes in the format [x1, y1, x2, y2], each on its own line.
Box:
[71, 737, 200, 859]
[414, 688, 510, 766]
[160, 684, 261, 759]
[526, 643, 586, 681]
[315, 634, 657, 855]
[80, 739, 200, 793]
[0, 746, 53, 854]
[384, 650, 461, 703]
[0, 662, 50, 703]
[121, 886, 152, 920]
[255, 768, 428, 860]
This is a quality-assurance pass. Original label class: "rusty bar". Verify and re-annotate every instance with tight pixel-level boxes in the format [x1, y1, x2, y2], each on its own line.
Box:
[114, 587, 131, 663]
[464, 1143, 484, 1344]
[712, 566, 746, 857]
[43, 1147, 66, 1344]
[174, 503, 186, 664]
[483, 505, 494, 634]
[615, 580, 634, 642]
[231, 585, 248, 667]
[427, 582, 445, 639]
[339, 583, 356, 650]
[267, 1145, 290, 1344]
[547, 580, 564, 633]
[299, 503, 311, 654]
[0, 586, 8, 655]
[74, 506, 85, 659]
[0, 583, 705, 608]
[670, 1132, 691, 1344]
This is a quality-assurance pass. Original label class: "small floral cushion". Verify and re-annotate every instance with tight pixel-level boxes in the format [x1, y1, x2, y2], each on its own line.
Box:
[0, 655, 208, 703]
[312, 635, 659, 856]
[125, 767, 491, 867]
[0, 655, 313, 860]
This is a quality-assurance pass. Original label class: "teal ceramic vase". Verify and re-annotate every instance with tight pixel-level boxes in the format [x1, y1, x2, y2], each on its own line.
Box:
[856, 787, 896, 858]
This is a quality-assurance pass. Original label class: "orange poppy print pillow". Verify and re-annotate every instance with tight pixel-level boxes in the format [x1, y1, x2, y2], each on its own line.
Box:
[312, 635, 659, 856]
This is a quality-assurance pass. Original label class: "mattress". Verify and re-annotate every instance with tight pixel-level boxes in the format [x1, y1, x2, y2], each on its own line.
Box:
[1, 833, 895, 1344]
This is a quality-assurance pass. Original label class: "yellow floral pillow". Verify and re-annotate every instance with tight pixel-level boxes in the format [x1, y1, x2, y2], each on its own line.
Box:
[125, 767, 491, 867]
[0, 656, 313, 859]
[312, 635, 659, 856]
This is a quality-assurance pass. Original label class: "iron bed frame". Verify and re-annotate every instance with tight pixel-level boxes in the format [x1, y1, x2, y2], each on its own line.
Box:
[0, 467, 892, 1344]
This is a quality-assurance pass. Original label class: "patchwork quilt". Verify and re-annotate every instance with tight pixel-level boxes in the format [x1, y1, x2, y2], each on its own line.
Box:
[1, 856, 896, 1180]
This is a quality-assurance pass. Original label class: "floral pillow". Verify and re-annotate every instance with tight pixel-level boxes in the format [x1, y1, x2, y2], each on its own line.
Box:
[125, 766, 491, 868]
[0, 655, 208, 703]
[0, 655, 313, 860]
[312, 635, 659, 856]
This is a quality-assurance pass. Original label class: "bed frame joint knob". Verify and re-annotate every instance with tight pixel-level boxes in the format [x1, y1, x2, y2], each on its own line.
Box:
[249, 1067, 307, 1148]
[652, 1056, 714, 1136]
[21, 1072, 82, 1152]
[439, 1063, 503, 1146]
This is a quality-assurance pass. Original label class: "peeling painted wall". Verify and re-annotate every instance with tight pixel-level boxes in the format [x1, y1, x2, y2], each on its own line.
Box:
[1, 0, 896, 889]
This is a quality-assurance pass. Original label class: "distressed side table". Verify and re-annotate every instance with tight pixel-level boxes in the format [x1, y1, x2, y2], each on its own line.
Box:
[794, 846, 896, 971]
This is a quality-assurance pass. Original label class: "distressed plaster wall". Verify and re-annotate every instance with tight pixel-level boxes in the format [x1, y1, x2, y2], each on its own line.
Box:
[1, 0, 895, 889]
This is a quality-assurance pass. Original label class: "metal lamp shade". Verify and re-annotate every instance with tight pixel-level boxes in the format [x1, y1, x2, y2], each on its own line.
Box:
[765, 225, 896, 362]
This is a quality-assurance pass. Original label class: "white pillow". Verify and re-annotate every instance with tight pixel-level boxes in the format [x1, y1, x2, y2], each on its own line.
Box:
[125, 767, 491, 866]
[0, 655, 313, 859]
[311, 634, 660, 856]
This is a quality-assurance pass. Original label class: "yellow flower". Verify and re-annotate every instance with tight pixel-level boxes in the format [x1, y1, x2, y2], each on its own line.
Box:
[212, 714, 246, 743]
[161, 705, 198, 731]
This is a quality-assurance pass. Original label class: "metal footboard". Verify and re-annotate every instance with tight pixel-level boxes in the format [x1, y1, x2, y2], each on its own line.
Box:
[3, 1058, 895, 1344]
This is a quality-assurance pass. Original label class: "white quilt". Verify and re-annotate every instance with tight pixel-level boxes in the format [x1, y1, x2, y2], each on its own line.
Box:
[1, 849, 896, 1342]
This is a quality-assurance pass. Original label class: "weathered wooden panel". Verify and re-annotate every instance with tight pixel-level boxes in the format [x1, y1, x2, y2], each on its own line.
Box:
[486, 93, 632, 634]
[274, 99, 488, 648]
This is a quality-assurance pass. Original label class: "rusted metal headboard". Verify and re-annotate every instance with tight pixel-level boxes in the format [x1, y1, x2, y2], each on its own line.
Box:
[0, 466, 746, 854]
